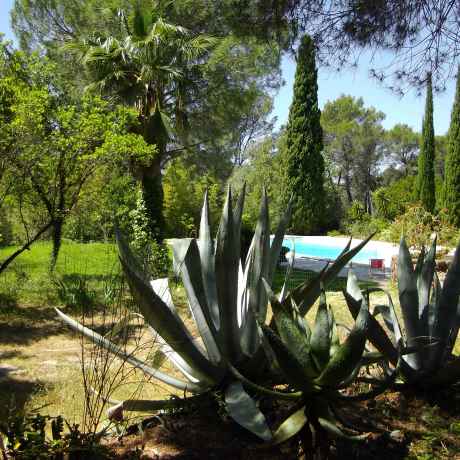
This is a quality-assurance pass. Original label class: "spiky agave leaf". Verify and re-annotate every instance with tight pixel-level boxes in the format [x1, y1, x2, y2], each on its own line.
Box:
[55, 308, 206, 392]
[240, 189, 271, 356]
[345, 270, 399, 366]
[286, 233, 375, 316]
[261, 324, 317, 393]
[328, 308, 340, 358]
[279, 241, 295, 303]
[432, 239, 460, 360]
[264, 280, 317, 379]
[417, 238, 436, 340]
[197, 190, 220, 330]
[397, 237, 422, 370]
[310, 291, 331, 371]
[118, 253, 221, 384]
[272, 406, 308, 445]
[179, 239, 222, 365]
[224, 382, 272, 441]
[268, 195, 294, 283]
[315, 296, 369, 387]
[214, 186, 241, 361]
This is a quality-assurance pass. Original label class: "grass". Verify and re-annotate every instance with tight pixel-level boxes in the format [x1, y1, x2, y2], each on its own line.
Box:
[0, 241, 119, 308]
[0, 241, 459, 458]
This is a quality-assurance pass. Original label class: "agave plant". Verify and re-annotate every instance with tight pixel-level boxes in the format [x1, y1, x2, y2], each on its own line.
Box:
[233, 283, 396, 447]
[56, 187, 372, 441]
[345, 237, 460, 388]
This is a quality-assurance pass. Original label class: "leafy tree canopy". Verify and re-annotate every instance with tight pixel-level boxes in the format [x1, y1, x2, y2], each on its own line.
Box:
[217, 0, 460, 92]
[0, 40, 151, 267]
[322, 95, 385, 211]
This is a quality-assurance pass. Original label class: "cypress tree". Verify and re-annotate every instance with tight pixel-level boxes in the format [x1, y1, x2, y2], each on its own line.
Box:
[416, 73, 436, 213]
[444, 68, 460, 227]
[281, 35, 324, 234]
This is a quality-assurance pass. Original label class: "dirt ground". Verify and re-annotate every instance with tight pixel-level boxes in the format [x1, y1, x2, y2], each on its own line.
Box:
[106, 386, 460, 459]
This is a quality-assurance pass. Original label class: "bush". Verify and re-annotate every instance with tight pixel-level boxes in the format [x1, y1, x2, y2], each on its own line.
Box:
[372, 175, 416, 220]
[346, 201, 367, 222]
[344, 214, 388, 239]
[0, 410, 111, 459]
[342, 201, 389, 239]
[380, 204, 460, 249]
[163, 158, 222, 238]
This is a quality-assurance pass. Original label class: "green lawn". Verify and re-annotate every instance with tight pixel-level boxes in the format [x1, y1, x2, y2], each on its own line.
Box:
[0, 241, 119, 308]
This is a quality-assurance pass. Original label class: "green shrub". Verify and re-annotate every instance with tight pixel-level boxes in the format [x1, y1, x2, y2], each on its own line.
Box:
[380, 204, 460, 249]
[344, 215, 388, 239]
[345, 201, 366, 222]
[0, 410, 111, 459]
[373, 175, 416, 220]
[129, 188, 171, 278]
[342, 201, 388, 239]
[163, 158, 222, 238]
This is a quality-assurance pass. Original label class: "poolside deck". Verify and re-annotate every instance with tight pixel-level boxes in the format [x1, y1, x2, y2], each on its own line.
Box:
[284, 255, 392, 285]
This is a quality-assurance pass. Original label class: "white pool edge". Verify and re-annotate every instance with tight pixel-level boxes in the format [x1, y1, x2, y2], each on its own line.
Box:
[277, 235, 399, 267]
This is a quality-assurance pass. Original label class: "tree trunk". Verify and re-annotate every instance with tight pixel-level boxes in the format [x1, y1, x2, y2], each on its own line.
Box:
[344, 173, 353, 204]
[50, 217, 64, 270]
[140, 159, 164, 243]
[0, 221, 53, 276]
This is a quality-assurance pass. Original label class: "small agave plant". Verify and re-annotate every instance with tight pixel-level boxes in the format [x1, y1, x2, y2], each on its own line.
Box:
[56, 187, 372, 441]
[234, 283, 397, 446]
[346, 237, 460, 388]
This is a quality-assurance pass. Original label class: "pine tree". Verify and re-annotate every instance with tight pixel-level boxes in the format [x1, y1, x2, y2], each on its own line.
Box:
[416, 73, 436, 213]
[281, 35, 325, 234]
[444, 68, 460, 227]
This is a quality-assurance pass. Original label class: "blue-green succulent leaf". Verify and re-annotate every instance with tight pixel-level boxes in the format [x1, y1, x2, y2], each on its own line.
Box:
[310, 291, 331, 371]
[418, 237, 436, 339]
[262, 325, 316, 393]
[279, 242, 295, 303]
[272, 406, 307, 445]
[434, 240, 460, 359]
[315, 296, 369, 387]
[345, 272, 400, 366]
[180, 239, 222, 364]
[398, 237, 421, 370]
[224, 382, 272, 441]
[215, 186, 241, 360]
[268, 196, 293, 283]
[241, 189, 270, 355]
[264, 279, 318, 379]
[119, 255, 221, 383]
[198, 190, 220, 330]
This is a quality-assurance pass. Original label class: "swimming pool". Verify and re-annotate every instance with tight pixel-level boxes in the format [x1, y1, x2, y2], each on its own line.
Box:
[279, 235, 398, 266]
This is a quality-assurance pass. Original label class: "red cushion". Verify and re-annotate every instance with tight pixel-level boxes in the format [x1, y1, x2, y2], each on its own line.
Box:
[370, 259, 384, 269]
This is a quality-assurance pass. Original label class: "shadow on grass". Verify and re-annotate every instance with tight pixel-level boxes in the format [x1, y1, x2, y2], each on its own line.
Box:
[0, 319, 64, 345]
[0, 350, 25, 360]
[59, 273, 121, 284]
[0, 372, 43, 422]
[0, 292, 18, 309]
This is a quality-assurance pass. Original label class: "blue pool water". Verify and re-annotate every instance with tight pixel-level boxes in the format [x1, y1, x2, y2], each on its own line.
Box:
[282, 239, 380, 265]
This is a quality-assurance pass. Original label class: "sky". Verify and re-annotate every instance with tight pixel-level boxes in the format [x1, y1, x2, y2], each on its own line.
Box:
[274, 54, 456, 135]
[0, 0, 456, 135]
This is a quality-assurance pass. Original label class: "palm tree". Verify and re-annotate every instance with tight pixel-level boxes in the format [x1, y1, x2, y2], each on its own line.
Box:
[69, 5, 216, 239]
